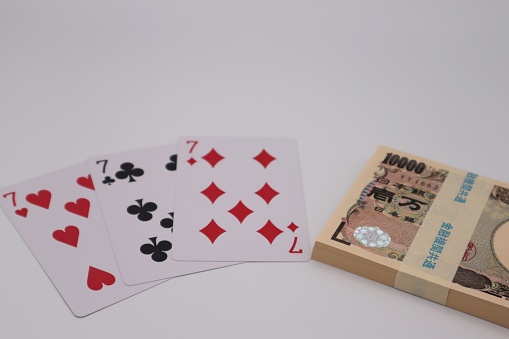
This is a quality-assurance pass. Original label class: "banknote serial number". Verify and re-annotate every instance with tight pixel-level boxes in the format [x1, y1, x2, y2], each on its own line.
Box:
[399, 174, 439, 191]
[382, 153, 426, 174]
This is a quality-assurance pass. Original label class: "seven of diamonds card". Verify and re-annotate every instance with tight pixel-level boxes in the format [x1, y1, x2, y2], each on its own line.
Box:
[87, 144, 236, 285]
[0, 164, 162, 317]
[172, 137, 311, 261]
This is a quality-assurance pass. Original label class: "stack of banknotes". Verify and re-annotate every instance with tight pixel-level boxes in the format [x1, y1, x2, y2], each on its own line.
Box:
[313, 146, 509, 328]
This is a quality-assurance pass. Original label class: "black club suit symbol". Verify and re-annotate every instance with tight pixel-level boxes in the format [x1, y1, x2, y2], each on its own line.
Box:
[102, 176, 115, 185]
[140, 237, 172, 262]
[160, 212, 174, 231]
[127, 199, 158, 221]
[115, 162, 144, 182]
[165, 154, 177, 171]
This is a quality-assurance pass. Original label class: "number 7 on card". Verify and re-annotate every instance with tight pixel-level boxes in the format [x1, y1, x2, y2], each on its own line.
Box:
[172, 136, 311, 262]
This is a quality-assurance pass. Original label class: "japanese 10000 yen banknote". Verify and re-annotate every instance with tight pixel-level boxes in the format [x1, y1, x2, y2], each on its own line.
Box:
[313, 146, 509, 311]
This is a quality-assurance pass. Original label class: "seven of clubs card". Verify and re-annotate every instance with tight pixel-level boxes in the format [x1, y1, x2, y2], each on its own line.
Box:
[172, 137, 311, 261]
[87, 144, 236, 285]
[0, 164, 161, 317]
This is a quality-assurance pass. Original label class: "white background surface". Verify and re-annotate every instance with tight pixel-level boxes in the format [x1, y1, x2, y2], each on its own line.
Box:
[0, 1, 508, 338]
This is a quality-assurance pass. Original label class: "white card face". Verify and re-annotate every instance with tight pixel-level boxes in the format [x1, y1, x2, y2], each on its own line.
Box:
[172, 137, 311, 261]
[87, 144, 236, 285]
[0, 163, 162, 317]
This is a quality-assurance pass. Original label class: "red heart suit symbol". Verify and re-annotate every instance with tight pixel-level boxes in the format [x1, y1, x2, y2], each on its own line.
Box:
[64, 198, 90, 218]
[52, 226, 79, 247]
[15, 208, 28, 218]
[77, 175, 95, 190]
[26, 190, 51, 209]
[87, 266, 116, 291]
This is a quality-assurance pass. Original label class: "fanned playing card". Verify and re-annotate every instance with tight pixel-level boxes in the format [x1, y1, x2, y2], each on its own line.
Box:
[0, 163, 163, 317]
[87, 144, 236, 285]
[172, 137, 311, 262]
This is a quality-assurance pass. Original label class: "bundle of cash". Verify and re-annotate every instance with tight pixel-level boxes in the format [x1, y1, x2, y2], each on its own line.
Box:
[313, 146, 509, 328]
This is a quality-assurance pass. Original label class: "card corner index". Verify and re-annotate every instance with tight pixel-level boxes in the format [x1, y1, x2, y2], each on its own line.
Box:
[178, 135, 197, 143]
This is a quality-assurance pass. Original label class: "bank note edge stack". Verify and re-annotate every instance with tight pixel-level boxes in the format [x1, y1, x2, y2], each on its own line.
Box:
[312, 145, 509, 328]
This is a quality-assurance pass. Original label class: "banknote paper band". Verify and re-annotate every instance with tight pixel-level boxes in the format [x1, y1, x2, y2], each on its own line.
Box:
[394, 169, 495, 305]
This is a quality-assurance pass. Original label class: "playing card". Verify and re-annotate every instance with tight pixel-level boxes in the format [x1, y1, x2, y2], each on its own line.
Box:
[172, 137, 311, 261]
[87, 144, 237, 285]
[0, 163, 163, 317]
